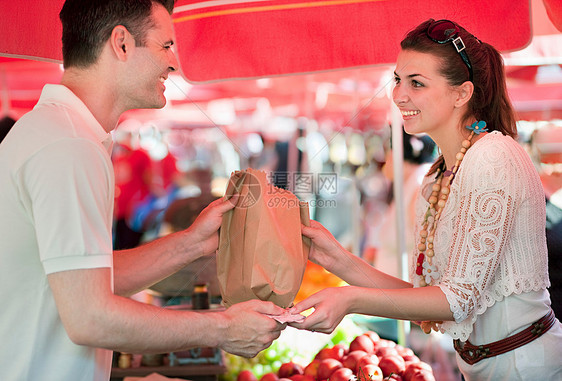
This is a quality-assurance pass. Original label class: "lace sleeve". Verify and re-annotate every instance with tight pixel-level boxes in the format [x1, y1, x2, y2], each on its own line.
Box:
[435, 133, 544, 339]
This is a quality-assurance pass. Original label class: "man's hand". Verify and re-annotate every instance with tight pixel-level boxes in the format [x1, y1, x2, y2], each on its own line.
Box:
[113, 194, 237, 296]
[187, 195, 238, 256]
[218, 300, 287, 358]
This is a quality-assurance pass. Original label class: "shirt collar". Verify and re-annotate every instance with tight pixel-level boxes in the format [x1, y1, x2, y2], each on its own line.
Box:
[37, 84, 113, 154]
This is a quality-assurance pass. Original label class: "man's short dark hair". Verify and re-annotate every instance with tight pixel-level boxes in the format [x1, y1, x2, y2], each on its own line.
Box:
[59, 0, 175, 68]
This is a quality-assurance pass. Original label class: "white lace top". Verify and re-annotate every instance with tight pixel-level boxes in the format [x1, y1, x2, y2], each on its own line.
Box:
[410, 131, 550, 341]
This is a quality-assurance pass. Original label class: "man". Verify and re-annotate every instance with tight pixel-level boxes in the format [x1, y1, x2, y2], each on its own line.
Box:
[0, 1, 285, 380]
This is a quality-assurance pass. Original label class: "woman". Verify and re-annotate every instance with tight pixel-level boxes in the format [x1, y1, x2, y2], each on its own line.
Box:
[289, 19, 562, 380]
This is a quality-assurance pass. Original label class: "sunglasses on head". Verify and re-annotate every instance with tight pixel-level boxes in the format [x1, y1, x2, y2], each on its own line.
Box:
[426, 19, 473, 82]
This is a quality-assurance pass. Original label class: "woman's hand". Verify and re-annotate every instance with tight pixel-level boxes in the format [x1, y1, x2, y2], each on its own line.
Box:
[302, 220, 348, 272]
[288, 287, 354, 334]
[419, 320, 443, 334]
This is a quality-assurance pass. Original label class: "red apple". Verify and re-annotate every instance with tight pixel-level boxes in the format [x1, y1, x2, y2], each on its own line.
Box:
[349, 335, 375, 354]
[356, 364, 383, 381]
[403, 362, 432, 381]
[329, 367, 354, 381]
[364, 330, 380, 343]
[317, 358, 343, 380]
[278, 362, 304, 379]
[333, 343, 348, 358]
[356, 354, 380, 372]
[395, 345, 415, 358]
[410, 370, 435, 381]
[261, 373, 279, 381]
[401, 355, 420, 364]
[375, 346, 399, 358]
[379, 339, 396, 347]
[378, 355, 406, 377]
[316, 346, 345, 361]
[289, 375, 314, 381]
[372, 340, 392, 354]
[342, 350, 367, 371]
[386, 375, 403, 381]
[238, 370, 258, 381]
[315, 348, 330, 360]
[303, 359, 321, 379]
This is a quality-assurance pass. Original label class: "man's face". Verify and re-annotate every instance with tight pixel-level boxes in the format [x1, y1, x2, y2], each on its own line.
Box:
[125, 4, 179, 110]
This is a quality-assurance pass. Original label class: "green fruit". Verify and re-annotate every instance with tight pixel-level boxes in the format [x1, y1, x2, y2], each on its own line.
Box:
[264, 348, 277, 362]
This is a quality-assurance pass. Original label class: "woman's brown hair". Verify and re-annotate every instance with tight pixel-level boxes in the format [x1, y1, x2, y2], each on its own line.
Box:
[400, 19, 518, 174]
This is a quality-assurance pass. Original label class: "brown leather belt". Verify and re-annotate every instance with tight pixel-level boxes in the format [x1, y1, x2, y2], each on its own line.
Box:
[453, 309, 557, 365]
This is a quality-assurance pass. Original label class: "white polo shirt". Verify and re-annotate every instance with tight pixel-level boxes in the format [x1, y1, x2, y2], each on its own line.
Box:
[0, 84, 114, 381]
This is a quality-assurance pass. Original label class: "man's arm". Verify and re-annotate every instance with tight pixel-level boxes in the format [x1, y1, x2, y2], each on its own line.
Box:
[48, 267, 285, 357]
[113, 196, 235, 296]
[113, 229, 206, 297]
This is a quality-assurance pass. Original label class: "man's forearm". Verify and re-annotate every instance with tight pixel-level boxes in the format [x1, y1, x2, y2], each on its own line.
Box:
[49, 267, 221, 352]
[113, 229, 205, 296]
[48, 268, 285, 358]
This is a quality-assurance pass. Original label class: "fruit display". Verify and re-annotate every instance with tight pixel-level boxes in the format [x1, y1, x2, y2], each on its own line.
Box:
[222, 318, 363, 381]
[294, 262, 346, 304]
[229, 331, 435, 381]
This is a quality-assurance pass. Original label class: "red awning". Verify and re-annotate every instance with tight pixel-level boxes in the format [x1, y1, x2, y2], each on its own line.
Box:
[1, 0, 561, 121]
[172, 0, 532, 82]
[0, 0, 538, 82]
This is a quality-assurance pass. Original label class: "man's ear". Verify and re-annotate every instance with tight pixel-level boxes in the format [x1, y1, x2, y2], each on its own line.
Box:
[454, 81, 474, 109]
[110, 25, 132, 60]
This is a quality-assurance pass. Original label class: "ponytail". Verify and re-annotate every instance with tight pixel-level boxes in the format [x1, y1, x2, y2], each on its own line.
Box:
[469, 42, 517, 139]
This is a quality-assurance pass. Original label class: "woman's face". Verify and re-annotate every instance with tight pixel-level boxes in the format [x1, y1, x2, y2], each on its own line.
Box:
[392, 49, 458, 137]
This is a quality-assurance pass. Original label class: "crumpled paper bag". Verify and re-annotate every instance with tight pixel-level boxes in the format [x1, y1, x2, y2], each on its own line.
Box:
[217, 168, 310, 308]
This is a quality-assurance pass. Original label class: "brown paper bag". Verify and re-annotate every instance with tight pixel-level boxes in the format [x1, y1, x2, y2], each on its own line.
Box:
[217, 168, 310, 308]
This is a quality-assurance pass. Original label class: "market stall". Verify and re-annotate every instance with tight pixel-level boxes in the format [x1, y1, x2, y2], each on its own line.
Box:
[1, 1, 562, 381]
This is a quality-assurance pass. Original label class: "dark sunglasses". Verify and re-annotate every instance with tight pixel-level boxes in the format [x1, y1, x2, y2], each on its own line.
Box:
[426, 19, 473, 82]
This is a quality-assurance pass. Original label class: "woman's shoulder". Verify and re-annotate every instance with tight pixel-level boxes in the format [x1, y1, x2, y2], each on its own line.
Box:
[468, 131, 528, 165]
[461, 131, 541, 192]
[474, 130, 518, 148]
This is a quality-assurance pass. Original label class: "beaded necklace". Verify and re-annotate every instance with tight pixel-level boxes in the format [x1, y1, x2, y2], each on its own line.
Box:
[415, 121, 488, 287]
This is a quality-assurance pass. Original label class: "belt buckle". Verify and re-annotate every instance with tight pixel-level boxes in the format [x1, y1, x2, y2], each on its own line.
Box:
[531, 322, 546, 335]
[453, 310, 555, 366]
[454, 339, 488, 365]
[474, 345, 491, 359]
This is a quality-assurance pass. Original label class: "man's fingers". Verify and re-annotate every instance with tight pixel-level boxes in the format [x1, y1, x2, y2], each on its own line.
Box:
[222, 193, 239, 208]
[239, 299, 285, 316]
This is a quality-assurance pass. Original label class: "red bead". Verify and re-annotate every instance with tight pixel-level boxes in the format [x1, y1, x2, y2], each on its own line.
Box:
[416, 253, 425, 275]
